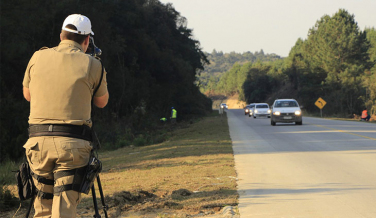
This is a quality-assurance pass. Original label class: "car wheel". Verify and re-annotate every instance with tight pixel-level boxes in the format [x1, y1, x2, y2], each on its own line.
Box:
[296, 121, 302, 125]
[268, 116, 271, 118]
[253, 115, 256, 119]
[271, 120, 276, 126]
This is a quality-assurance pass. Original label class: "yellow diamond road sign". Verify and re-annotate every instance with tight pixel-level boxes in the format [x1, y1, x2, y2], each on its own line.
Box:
[315, 97, 327, 109]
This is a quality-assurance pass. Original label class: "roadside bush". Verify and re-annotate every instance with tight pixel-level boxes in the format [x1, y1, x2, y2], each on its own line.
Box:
[151, 132, 168, 144]
[133, 136, 147, 147]
[0, 185, 18, 211]
[101, 142, 121, 151]
[117, 139, 131, 148]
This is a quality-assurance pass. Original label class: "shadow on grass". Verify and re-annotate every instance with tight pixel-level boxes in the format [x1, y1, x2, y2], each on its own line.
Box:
[100, 113, 234, 172]
[171, 188, 238, 209]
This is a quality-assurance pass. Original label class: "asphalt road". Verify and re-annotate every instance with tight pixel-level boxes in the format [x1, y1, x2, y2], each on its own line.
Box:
[227, 109, 376, 218]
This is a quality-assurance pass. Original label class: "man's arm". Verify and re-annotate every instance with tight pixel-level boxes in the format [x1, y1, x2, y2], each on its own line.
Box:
[93, 92, 109, 108]
[23, 87, 31, 102]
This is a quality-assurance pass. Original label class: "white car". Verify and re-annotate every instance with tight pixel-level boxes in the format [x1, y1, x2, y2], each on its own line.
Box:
[220, 103, 228, 109]
[251, 103, 271, 118]
[270, 99, 302, 125]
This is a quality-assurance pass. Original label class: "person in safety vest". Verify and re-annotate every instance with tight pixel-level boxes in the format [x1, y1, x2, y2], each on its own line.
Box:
[160, 117, 167, 124]
[171, 107, 177, 124]
[361, 108, 370, 121]
[22, 14, 109, 218]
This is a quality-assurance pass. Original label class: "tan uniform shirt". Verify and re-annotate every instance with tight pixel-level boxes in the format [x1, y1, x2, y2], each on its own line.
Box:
[23, 40, 108, 127]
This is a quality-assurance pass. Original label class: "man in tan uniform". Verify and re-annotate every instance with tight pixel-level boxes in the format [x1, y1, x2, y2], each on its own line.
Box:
[22, 14, 109, 218]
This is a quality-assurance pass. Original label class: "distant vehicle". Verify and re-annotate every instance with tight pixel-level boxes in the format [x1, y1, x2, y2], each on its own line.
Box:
[248, 103, 255, 117]
[270, 99, 302, 126]
[251, 103, 271, 118]
[244, 105, 251, 115]
[220, 103, 228, 109]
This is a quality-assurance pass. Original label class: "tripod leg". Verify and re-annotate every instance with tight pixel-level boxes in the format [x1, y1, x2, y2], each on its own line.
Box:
[96, 175, 108, 218]
[26, 195, 35, 218]
[91, 185, 101, 218]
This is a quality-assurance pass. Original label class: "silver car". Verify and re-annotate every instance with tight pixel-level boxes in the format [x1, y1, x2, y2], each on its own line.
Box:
[270, 99, 302, 125]
[252, 103, 271, 118]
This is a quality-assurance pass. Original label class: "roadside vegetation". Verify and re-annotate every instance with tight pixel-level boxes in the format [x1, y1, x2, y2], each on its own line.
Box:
[1, 0, 214, 213]
[0, 0, 212, 163]
[202, 9, 376, 118]
[198, 50, 282, 95]
[1, 112, 238, 217]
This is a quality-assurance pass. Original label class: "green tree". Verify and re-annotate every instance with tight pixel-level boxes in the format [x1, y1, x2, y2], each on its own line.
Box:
[243, 62, 278, 103]
[302, 9, 372, 114]
[363, 28, 376, 113]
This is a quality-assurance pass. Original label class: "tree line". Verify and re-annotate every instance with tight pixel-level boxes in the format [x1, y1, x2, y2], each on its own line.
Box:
[207, 9, 376, 116]
[198, 50, 282, 94]
[0, 0, 212, 162]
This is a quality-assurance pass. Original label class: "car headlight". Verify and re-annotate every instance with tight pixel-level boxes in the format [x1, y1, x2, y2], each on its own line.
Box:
[254, 109, 258, 113]
[295, 110, 301, 116]
[246, 109, 249, 112]
[267, 109, 271, 113]
[273, 111, 280, 116]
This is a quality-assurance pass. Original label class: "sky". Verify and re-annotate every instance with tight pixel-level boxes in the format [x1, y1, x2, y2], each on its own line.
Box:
[158, 0, 376, 57]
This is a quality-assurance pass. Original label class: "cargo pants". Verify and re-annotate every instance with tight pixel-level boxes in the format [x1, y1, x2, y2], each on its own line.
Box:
[24, 136, 92, 218]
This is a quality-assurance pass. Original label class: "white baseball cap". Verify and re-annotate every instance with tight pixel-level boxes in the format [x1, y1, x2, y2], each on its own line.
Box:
[62, 14, 94, 35]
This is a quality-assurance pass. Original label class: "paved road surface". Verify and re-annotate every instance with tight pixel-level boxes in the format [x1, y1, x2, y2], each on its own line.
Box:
[227, 109, 376, 218]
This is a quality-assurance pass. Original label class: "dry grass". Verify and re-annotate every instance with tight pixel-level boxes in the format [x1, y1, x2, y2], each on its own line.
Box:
[82, 112, 237, 217]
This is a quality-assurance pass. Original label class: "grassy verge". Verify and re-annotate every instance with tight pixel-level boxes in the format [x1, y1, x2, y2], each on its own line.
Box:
[303, 111, 376, 123]
[0, 161, 21, 213]
[2, 111, 238, 217]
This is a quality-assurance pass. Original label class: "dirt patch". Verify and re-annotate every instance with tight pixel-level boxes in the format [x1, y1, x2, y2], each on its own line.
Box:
[171, 189, 192, 199]
[211, 93, 246, 109]
[75, 189, 227, 217]
[111, 190, 157, 206]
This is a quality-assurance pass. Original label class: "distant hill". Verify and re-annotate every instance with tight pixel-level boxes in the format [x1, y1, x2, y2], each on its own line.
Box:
[201, 49, 282, 77]
[198, 49, 283, 93]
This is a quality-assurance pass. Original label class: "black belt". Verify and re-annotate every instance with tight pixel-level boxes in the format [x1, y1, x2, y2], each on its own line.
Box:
[28, 124, 92, 141]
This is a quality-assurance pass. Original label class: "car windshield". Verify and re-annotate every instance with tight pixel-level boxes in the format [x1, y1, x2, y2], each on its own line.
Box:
[274, 101, 298, 107]
[256, 104, 268, 108]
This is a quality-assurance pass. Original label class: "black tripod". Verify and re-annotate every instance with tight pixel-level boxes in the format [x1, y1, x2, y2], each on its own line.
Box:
[91, 175, 108, 218]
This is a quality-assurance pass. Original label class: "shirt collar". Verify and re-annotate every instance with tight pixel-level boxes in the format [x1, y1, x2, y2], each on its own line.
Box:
[58, 40, 84, 52]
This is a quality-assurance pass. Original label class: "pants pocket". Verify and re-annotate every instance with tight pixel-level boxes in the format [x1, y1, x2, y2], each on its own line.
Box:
[58, 138, 92, 167]
[23, 138, 41, 165]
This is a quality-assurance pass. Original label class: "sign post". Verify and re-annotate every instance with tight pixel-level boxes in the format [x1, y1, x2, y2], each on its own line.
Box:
[315, 97, 327, 117]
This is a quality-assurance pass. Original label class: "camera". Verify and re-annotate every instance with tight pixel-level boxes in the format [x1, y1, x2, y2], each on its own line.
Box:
[79, 156, 102, 194]
[86, 36, 102, 57]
